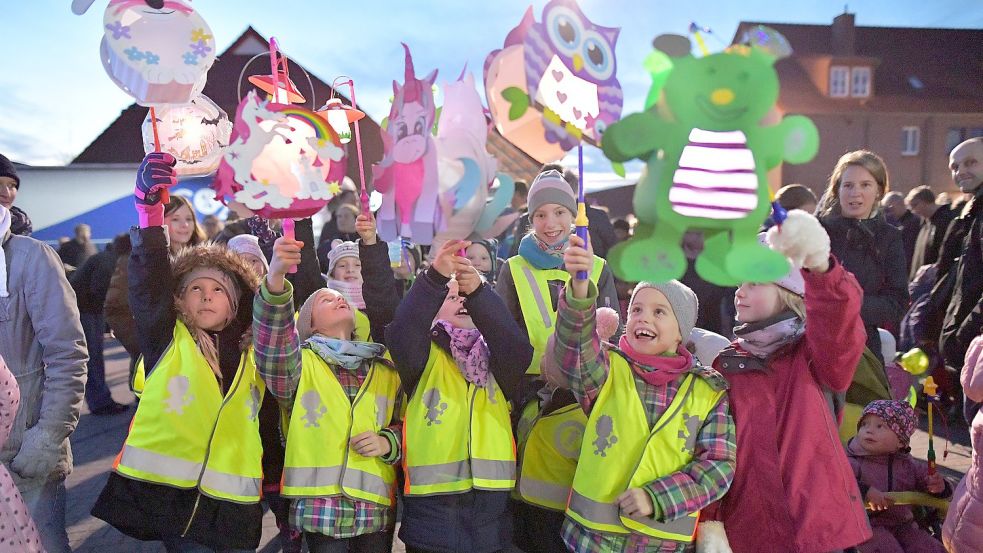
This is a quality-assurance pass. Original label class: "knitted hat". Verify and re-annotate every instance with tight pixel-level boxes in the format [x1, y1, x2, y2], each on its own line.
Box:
[758, 233, 805, 296]
[0, 154, 20, 189]
[226, 234, 269, 272]
[527, 170, 577, 217]
[467, 238, 500, 278]
[176, 267, 241, 324]
[629, 280, 698, 341]
[327, 239, 360, 276]
[297, 288, 355, 342]
[859, 399, 917, 448]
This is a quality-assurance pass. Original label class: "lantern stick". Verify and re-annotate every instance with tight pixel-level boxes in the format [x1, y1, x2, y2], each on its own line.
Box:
[924, 376, 938, 475]
[347, 82, 369, 217]
[148, 106, 170, 204]
[689, 22, 712, 56]
[575, 144, 589, 280]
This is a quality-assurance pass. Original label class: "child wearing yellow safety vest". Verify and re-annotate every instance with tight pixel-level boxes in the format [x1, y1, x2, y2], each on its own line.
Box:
[494, 168, 620, 552]
[253, 214, 404, 553]
[542, 233, 736, 553]
[387, 239, 532, 553]
[92, 153, 267, 552]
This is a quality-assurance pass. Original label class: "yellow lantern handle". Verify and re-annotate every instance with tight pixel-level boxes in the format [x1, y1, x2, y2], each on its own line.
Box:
[924, 376, 937, 474]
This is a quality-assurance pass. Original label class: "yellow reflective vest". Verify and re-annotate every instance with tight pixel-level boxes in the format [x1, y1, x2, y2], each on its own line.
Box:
[567, 352, 724, 542]
[114, 321, 266, 504]
[402, 343, 515, 496]
[281, 348, 401, 506]
[508, 255, 605, 374]
[514, 394, 587, 510]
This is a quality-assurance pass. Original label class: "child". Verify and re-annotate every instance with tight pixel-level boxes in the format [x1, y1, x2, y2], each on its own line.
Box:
[700, 210, 873, 553]
[848, 400, 949, 553]
[326, 239, 365, 309]
[465, 238, 499, 286]
[91, 153, 266, 552]
[253, 223, 403, 553]
[227, 233, 269, 278]
[387, 239, 532, 553]
[0, 353, 43, 553]
[942, 335, 983, 552]
[495, 169, 620, 551]
[542, 233, 735, 553]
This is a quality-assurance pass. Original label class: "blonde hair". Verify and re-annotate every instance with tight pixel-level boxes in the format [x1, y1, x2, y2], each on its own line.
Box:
[777, 287, 806, 320]
[817, 150, 890, 218]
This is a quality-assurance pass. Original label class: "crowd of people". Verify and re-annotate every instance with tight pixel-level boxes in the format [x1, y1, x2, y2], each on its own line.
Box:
[0, 137, 981, 553]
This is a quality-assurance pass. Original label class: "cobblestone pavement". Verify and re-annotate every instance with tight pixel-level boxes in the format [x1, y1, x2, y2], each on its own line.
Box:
[65, 339, 971, 552]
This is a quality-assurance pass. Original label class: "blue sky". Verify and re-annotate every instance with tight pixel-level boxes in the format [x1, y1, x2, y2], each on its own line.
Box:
[2, 0, 981, 167]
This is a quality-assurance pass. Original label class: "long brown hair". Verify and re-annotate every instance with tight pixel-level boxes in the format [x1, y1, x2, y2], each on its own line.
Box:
[817, 150, 890, 218]
[163, 195, 206, 248]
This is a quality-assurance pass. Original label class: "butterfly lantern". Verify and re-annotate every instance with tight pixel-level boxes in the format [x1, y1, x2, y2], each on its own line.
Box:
[483, 0, 623, 164]
[140, 94, 232, 176]
[211, 38, 345, 220]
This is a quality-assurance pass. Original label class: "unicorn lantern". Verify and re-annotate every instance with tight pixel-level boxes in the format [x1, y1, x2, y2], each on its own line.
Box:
[211, 90, 346, 219]
[100, 0, 217, 106]
[141, 94, 232, 177]
[373, 44, 440, 245]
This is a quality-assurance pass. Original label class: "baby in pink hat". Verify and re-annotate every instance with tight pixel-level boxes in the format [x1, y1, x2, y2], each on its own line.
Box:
[847, 399, 950, 553]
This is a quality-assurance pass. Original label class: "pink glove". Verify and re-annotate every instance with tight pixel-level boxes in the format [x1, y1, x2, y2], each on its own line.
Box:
[134, 152, 177, 227]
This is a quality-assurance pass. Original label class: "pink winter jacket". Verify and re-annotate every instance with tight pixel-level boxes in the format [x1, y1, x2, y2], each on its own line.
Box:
[943, 334, 983, 552]
[703, 258, 873, 552]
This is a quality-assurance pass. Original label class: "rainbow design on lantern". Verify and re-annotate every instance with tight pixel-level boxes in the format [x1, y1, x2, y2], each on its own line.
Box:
[212, 90, 345, 219]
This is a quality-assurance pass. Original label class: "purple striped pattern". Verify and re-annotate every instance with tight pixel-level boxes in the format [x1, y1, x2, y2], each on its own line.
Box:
[670, 129, 758, 220]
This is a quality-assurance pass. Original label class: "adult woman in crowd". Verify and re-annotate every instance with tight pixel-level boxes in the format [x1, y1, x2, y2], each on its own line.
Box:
[816, 150, 909, 365]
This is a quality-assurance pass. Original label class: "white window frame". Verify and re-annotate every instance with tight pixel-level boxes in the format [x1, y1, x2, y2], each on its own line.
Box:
[902, 126, 921, 156]
[851, 67, 871, 97]
[829, 65, 849, 97]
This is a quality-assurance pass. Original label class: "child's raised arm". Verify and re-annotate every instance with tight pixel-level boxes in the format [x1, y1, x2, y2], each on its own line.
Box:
[253, 235, 305, 410]
[541, 233, 611, 413]
[128, 153, 179, 371]
[356, 213, 401, 343]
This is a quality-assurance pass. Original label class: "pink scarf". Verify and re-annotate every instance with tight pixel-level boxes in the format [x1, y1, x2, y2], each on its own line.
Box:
[435, 320, 490, 387]
[619, 337, 693, 387]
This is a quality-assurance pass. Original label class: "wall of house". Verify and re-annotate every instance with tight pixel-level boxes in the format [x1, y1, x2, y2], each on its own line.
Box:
[779, 111, 983, 198]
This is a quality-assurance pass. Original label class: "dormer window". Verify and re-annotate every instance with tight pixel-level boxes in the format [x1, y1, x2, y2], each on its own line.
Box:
[830, 66, 850, 97]
[851, 67, 871, 97]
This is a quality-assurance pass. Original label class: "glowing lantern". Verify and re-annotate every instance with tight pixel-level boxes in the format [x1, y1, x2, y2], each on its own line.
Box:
[141, 94, 231, 176]
[212, 39, 344, 220]
[99, 0, 216, 106]
[318, 97, 364, 145]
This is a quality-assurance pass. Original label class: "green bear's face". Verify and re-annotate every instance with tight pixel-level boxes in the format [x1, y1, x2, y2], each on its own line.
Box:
[662, 47, 779, 131]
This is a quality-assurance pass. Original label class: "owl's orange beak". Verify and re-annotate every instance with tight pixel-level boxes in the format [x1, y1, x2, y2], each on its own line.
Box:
[572, 54, 584, 72]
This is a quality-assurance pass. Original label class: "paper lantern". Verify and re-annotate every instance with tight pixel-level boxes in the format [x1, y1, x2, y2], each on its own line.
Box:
[100, 0, 216, 106]
[318, 98, 364, 145]
[212, 90, 345, 219]
[141, 94, 231, 177]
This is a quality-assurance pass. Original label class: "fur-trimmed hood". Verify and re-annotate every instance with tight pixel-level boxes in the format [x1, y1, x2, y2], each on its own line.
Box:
[171, 243, 261, 296]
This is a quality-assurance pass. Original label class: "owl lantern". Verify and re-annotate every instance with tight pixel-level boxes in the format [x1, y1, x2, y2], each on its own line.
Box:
[141, 94, 232, 177]
[483, 0, 623, 163]
[100, 0, 216, 106]
[212, 90, 346, 219]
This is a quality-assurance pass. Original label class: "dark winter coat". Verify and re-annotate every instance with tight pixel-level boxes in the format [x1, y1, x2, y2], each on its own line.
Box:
[940, 191, 983, 368]
[821, 214, 910, 363]
[70, 246, 119, 314]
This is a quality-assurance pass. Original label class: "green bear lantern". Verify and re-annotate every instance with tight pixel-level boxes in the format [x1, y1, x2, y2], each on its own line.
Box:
[602, 35, 819, 286]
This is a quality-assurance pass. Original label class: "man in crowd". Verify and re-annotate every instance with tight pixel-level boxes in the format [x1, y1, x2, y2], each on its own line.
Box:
[882, 190, 921, 272]
[906, 185, 955, 280]
[57, 223, 97, 269]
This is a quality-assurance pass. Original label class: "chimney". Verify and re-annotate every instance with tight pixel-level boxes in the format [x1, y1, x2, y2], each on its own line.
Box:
[831, 12, 856, 56]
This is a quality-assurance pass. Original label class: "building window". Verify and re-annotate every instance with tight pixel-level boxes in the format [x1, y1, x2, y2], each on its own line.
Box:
[851, 67, 871, 97]
[902, 126, 920, 156]
[830, 66, 849, 97]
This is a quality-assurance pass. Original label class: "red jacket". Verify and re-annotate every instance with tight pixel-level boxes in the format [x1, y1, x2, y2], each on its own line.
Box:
[704, 258, 872, 553]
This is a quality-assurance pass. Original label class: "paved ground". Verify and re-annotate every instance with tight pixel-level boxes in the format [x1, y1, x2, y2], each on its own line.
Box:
[65, 338, 973, 552]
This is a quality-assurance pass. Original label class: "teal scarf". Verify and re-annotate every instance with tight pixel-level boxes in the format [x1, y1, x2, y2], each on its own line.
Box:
[518, 233, 568, 270]
[305, 335, 386, 370]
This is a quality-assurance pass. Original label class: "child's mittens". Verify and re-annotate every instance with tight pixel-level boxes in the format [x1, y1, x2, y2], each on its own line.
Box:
[134, 152, 177, 228]
[696, 521, 733, 553]
[596, 306, 621, 342]
[765, 209, 830, 271]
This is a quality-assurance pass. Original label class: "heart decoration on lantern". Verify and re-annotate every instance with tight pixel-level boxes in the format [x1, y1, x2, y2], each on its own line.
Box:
[141, 94, 232, 177]
[212, 38, 345, 220]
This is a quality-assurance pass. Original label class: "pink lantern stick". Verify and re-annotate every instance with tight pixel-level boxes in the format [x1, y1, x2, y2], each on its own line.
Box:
[281, 218, 298, 274]
[331, 77, 370, 216]
[148, 106, 169, 204]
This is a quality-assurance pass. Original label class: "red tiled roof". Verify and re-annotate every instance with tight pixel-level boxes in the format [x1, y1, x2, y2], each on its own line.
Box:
[733, 19, 983, 114]
[73, 27, 384, 191]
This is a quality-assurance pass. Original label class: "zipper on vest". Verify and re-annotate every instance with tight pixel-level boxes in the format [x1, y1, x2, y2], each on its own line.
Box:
[338, 363, 375, 502]
[181, 352, 247, 536]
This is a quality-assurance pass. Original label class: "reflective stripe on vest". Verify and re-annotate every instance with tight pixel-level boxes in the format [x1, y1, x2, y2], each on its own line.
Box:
[403, 343, 515, 496]
[509, 255, 605, 374]
[115, 321, 265, 504]
[514, 398, 586, 510]
[281, 349, 400, 506]
[566, 353, 723, 541]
